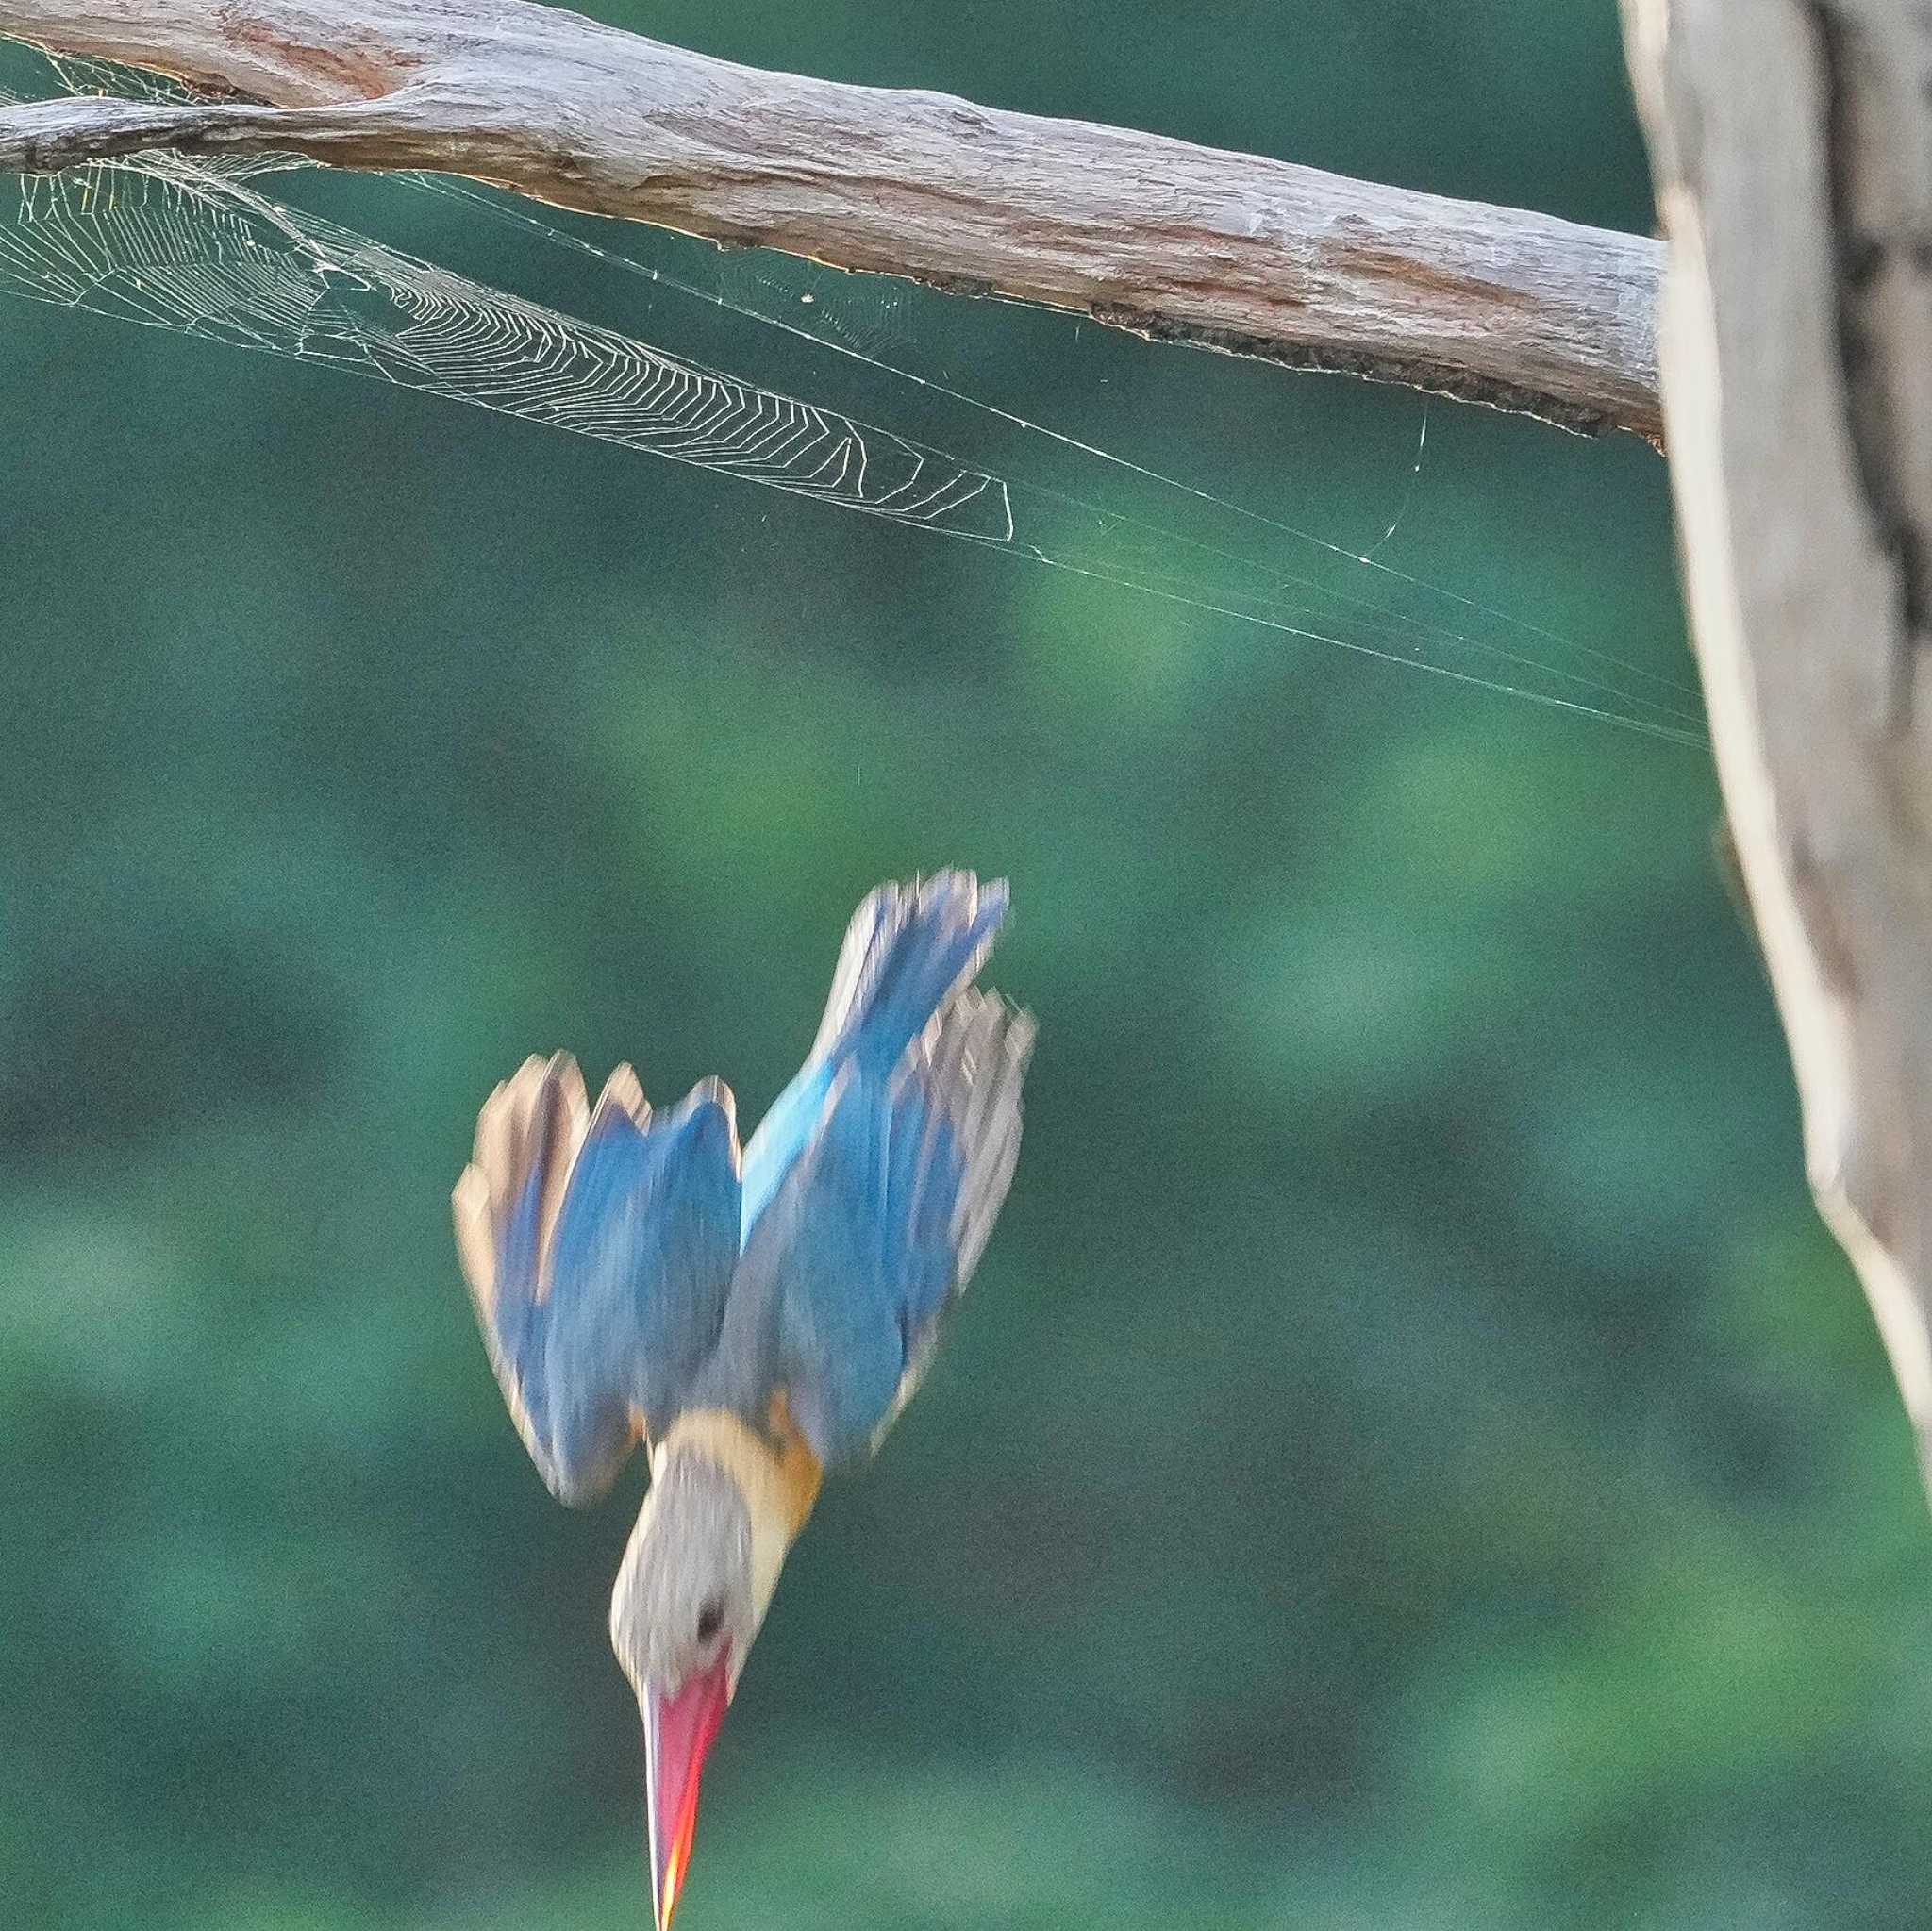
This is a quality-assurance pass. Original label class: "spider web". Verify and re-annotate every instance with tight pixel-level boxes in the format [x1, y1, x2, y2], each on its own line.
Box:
[0, 53, 1705, 744]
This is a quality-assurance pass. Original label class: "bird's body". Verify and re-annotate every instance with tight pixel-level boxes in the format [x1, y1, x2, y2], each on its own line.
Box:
[452, 873, 1030, 1926]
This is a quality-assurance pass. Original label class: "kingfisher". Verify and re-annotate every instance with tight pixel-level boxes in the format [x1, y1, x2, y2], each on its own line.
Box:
[451, 873, 1031, 1927]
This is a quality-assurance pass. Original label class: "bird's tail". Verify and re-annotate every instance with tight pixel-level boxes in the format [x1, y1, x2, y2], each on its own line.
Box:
[811, 871, 1010, 1070]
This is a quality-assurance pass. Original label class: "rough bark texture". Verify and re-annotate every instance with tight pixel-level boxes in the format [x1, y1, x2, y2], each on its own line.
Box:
[1624, 0, 1932, 1476]
[0, 0, 1663, 438]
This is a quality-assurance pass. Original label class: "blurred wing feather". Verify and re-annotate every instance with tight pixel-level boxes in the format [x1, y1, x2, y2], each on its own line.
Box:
[741, 871, 1010, 1238]
[453, 1055, 741, 1506]
[753, 988, 1033, 1467]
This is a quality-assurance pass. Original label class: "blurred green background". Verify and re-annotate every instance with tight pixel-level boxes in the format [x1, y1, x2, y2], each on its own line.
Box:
[4, 4, 1929, 1929]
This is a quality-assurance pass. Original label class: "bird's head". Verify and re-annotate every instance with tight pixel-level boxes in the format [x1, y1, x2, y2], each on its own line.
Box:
[611, 1447, 758, 1929]
[610, 1409, 821, 1929]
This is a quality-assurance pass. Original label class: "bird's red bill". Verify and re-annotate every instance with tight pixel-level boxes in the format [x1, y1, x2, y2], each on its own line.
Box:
[645, 1652, 731, 1930]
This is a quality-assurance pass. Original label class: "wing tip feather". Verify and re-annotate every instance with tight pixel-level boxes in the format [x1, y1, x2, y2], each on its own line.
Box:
[813, 869, 1013, 1062]
[586, 1062, 651, 1141]
[459, 1049, 591, 1304]
[451, 1162, 496, 1307]
[674, 1074, 742, 1178]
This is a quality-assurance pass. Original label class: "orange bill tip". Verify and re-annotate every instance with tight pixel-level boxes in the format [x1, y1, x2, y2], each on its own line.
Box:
[644, 1650, 732, 1929]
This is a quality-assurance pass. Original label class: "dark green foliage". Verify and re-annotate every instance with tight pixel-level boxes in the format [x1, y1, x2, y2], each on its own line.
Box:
[3, 6, 1928, 1928]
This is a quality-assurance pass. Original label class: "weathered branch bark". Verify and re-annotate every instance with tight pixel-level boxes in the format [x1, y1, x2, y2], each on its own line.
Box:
[1624, 0, 1932, 1480]
[0, 0, 1664, 439]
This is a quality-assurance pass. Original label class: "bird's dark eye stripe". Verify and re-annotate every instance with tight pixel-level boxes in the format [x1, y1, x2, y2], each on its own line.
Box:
[696, 1597, 724, 1643]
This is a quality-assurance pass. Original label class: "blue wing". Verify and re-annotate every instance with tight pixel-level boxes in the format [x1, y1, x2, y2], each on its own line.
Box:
[739, 871, 1010, 1240]
[745, 984, 1034, 1468]
[453, 1054, 741, 1505]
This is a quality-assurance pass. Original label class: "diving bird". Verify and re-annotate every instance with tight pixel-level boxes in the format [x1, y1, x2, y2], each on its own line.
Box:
[451, 873, 1031, 1927]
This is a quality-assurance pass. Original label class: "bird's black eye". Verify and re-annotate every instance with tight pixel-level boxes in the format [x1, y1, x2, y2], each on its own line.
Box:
[695, 1596, 725, 1645]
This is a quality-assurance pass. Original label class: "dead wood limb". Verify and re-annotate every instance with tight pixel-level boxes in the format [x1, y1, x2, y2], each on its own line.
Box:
[0, 0, 1662, 438]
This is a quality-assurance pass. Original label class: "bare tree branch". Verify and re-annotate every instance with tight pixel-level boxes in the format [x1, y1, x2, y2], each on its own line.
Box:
[0, 0, 1663, 439]
[1624, 0, 1932, 1483]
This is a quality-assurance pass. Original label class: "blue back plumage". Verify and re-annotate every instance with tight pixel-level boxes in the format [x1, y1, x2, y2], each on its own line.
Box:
[454, 872, 1032, 1500]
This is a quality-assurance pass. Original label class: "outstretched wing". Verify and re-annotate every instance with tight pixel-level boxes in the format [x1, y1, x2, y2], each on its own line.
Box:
[740, 871, 1010, 1238]
[748, 985, 1034, 1468]
[453, 1054, 741, 1506]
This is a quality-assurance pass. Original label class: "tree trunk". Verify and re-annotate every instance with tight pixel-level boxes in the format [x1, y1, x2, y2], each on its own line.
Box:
[1623, 0, 1932, 1478]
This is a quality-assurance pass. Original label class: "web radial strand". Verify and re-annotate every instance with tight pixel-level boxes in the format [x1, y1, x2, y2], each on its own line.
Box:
[400, 176, 1703, 734]
[0, 58, 1701, 741]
